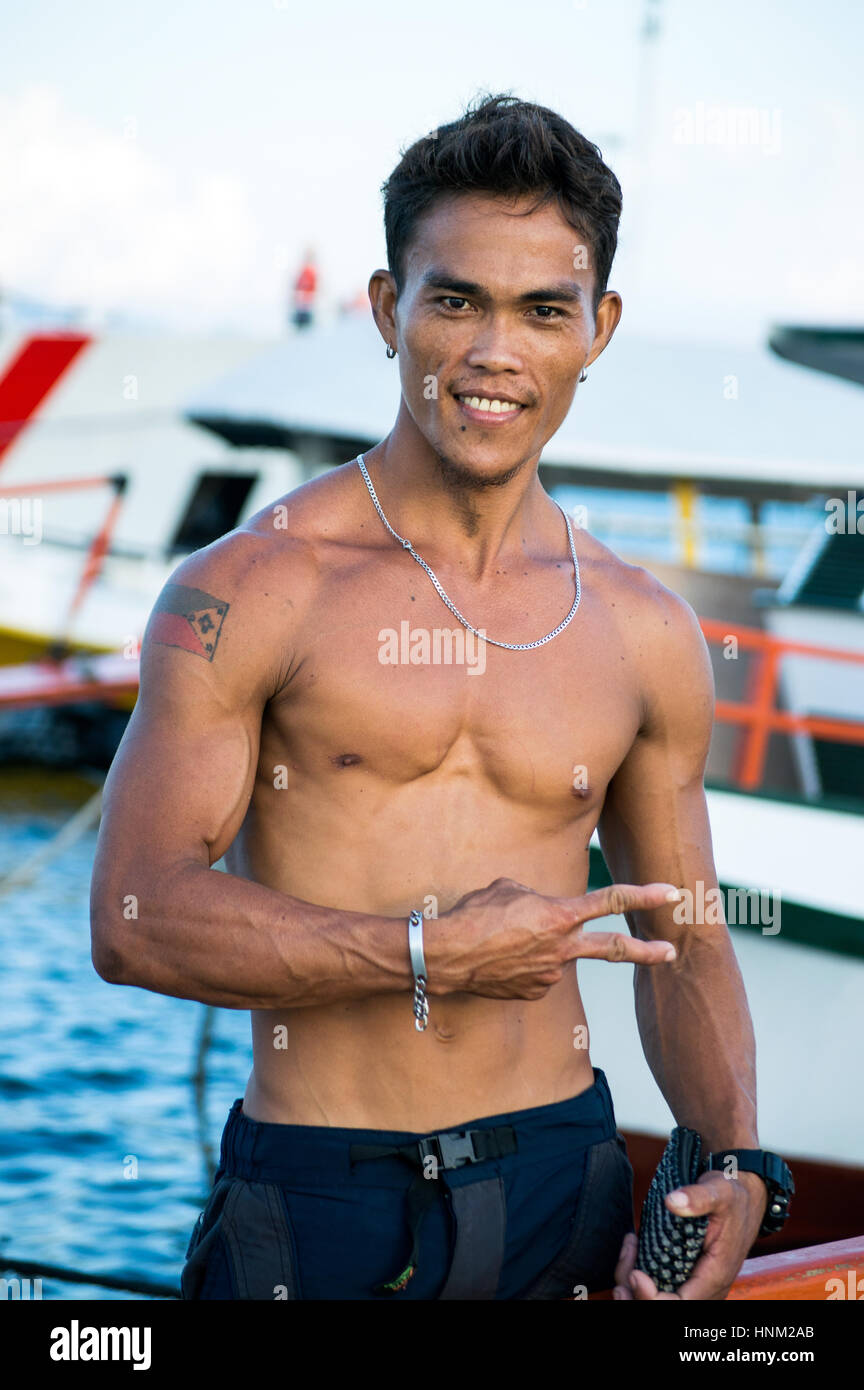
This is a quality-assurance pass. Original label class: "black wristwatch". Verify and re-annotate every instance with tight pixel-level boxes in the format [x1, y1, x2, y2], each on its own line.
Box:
[703, 1148, 795, 1237]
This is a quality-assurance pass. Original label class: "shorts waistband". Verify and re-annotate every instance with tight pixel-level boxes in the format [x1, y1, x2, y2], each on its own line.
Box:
[216, 1067, 618, 1186]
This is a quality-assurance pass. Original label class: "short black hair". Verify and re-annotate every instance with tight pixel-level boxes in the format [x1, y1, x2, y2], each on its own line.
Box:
[382, 91, 623, 317]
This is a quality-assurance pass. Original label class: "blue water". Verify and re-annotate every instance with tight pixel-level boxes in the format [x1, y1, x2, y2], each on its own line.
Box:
[0, 771, 251, 1300]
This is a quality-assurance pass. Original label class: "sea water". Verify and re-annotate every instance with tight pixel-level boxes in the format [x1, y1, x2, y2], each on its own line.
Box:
[0, 770, 250, 1301]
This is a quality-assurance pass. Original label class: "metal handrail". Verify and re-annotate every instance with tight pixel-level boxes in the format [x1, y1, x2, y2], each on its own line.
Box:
[699, 617, 864, 790]
[0, 472, 128, 654]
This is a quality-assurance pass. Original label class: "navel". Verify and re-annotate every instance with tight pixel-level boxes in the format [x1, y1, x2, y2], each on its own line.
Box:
[330, 752, 363, 768]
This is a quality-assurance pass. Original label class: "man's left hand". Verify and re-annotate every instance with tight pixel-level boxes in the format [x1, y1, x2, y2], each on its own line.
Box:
[612, 1169, 768, 1300]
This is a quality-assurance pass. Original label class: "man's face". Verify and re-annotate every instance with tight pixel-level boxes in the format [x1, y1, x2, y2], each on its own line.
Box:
[372, 191, 621, 485]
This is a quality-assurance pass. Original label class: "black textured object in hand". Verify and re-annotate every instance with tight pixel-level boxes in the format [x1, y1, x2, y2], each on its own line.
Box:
[635, 1126, 709, 1293]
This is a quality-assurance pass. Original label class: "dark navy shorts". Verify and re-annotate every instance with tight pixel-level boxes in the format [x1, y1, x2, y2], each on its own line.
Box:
[180, 1066, 635, 1300]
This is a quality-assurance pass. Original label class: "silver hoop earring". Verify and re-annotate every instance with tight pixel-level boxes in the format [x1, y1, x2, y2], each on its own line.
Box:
[579, 368, 588, 383]
[386, 343, 396, 359]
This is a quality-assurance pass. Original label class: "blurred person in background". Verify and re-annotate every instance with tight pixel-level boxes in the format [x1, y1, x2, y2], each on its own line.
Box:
[290, 247, 317, 328]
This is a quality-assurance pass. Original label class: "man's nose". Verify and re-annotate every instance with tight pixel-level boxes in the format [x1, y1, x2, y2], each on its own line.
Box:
[463, 317, 525, 374]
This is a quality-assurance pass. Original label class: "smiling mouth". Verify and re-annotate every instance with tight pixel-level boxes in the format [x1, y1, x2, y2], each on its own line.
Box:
[453, 392, 527, 422]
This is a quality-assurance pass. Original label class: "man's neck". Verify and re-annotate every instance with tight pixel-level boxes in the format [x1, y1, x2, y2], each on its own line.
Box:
[363, 434, 564, 583]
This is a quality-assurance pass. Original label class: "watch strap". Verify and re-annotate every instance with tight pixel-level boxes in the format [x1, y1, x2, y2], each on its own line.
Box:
[704, 1148, 794, 1236]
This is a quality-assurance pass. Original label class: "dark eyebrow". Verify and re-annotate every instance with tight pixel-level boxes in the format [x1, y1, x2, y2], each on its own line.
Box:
[419, 269, 585, 306]
[518, 282, 585, 306]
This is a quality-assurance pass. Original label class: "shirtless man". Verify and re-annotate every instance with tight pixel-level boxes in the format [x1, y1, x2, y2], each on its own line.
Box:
[90, 93, 774, 1301]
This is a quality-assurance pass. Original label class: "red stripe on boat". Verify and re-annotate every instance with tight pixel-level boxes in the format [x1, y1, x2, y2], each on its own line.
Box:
[0, 333, 92, 464]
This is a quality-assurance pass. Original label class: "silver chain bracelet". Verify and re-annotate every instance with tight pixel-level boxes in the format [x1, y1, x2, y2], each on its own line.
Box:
[408, 909, 429, 1031]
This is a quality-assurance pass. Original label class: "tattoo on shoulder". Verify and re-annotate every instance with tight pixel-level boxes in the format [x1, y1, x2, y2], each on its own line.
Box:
[149, 584, 230, 661]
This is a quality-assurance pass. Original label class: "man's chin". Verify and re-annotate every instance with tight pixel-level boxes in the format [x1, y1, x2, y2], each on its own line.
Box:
[432, 442, 530, 491]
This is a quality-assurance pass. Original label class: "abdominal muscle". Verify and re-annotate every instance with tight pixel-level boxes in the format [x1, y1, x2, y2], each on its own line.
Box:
[241, 970, 596, 1130]
[233, 775, 601, 1130]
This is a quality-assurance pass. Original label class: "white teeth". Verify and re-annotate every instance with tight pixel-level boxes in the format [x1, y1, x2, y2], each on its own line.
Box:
[459, 395, 521, 412]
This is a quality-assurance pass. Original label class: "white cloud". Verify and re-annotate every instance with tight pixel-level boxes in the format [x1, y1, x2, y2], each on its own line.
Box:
[0, 85, 261, 330]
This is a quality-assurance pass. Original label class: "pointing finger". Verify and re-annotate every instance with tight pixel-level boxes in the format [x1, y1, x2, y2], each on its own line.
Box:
[565, 882, 682, 926]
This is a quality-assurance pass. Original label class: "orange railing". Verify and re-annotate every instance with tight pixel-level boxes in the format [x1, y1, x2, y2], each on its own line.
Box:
[726, 1235, 864, 1301]
[698, 617, 864, 792]
[0, 472, 127, 652]
[586, 1235, 864, 1300]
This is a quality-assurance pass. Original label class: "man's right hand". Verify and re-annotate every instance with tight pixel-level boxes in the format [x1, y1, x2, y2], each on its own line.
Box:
[426, 877, 681, 1000]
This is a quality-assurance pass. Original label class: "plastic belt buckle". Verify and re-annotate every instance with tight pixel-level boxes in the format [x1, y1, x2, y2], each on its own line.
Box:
[418, 1130, 479, 1170]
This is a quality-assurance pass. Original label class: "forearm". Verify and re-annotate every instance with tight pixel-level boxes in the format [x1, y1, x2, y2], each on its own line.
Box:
[91, 859, 417, 1009]
[632, 911, 759, 1151]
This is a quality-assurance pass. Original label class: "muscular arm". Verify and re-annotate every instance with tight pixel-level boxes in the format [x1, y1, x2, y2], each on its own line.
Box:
[90, 536, 416, 1009]
[596, 576, 761, 1154]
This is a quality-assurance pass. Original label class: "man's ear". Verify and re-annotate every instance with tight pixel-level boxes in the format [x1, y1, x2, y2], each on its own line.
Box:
[585, 290, 623, 369]
[368, 269, 398, 352]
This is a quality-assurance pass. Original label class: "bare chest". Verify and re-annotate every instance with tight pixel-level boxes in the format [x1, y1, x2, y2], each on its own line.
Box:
[263, 569, 643, 816]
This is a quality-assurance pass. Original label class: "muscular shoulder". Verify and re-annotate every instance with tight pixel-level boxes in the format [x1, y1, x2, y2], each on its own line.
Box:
[141, 462, 365, 699]
[579, 533, 714, 733]
[579, 530, 703, 641]
[631, 569, 714, 740]
[243, 458, 369, 553]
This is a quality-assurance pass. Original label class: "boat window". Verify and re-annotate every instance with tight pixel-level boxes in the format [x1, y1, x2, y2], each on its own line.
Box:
[794, 527, 864, 609]
[169, 472, 257, 553]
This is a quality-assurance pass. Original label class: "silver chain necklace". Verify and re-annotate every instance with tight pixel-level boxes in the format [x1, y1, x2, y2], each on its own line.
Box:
[356, 452, 581, 651]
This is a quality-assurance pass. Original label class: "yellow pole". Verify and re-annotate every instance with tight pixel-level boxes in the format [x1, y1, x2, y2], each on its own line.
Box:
[673, 481, 699, 568]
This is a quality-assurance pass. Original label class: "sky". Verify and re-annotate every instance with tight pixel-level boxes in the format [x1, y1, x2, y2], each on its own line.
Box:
[0, 0, 862, 344]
